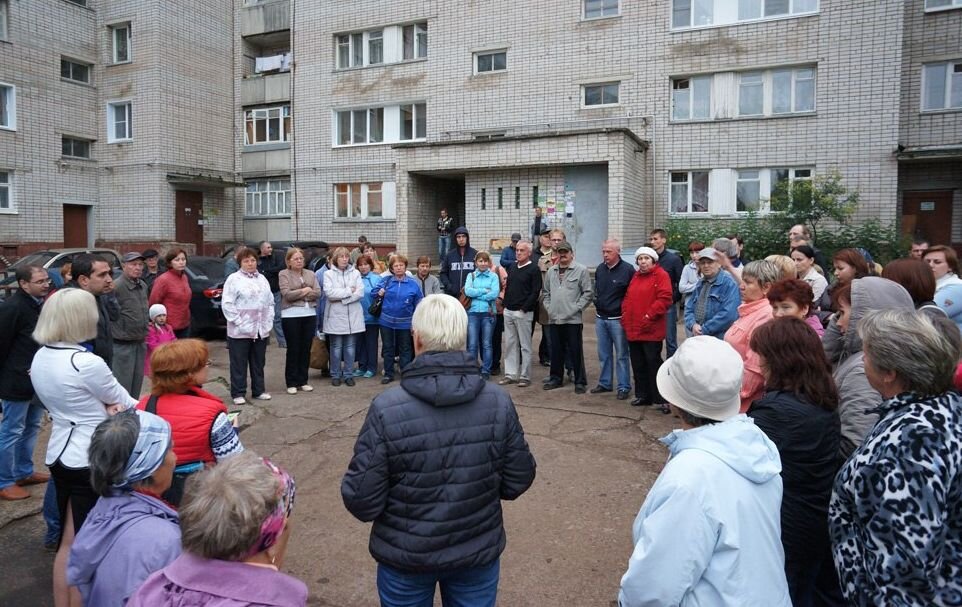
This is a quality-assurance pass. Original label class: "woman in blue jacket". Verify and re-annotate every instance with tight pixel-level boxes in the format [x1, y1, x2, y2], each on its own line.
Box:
[376, 255, 423, 384]
[464, 251, 500, 380]
[355, 255, 382, 378]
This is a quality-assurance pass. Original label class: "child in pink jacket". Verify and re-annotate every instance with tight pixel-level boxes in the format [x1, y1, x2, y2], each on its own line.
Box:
[146, 304, 177, 376]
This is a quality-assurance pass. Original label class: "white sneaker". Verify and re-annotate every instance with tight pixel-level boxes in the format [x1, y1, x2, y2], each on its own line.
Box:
[286, 387, 297, 395]
[232, 397, 247, 405]
[299, 385, 313, 392]
[254, 393, 272, 401]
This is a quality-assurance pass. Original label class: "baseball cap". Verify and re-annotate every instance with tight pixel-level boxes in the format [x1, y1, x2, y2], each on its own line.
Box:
[696, 247, 718, 261]
[656, 336, 742, 421]
[554, 241, 572, 253]
[142, 249, 159, 259]
[539, 225, 552, 235]
[511, 232, 522, 242]
[123, 252, 146, 263]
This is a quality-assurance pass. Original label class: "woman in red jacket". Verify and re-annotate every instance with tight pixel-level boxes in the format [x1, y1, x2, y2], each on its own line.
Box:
[137, 339, 244, 505]
[148, 248, 192, 338]
[621, 247, 673, 407]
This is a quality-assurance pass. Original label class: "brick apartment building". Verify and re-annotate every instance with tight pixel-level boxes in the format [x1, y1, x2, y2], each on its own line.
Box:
[1, 0, 960, 264]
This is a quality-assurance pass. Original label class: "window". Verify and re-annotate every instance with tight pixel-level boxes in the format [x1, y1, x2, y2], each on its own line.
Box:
[402, 22, 427, 60]
[62, 137, 91, 158]
[670, 171, 709, 214]
[0, 171, 11, 212]
[672, 76, 711, 120]
[922, 61, 962, 111]
[584, 82, 619, 106]
[515, 186, 521, 209]
[335, 107, 384, 145]
[0, 0, 8, 41]
[481, 188, 487, 210]
[244, 105, 291, 145]
[672, 0, 817, 29]
[368, 30, 383, 65]
[61, 59, 91, 84]
[334, 182, 395, 219]
[111, 23, 131, 64]
[65, 0, 86, 5]
[0, 83, 14, 130]
[738, 72, 764, 115]
[476, 50, 507, 74]
[925, 0, 962, 10]
[738, 67, 815, 116]
[497, 187, 504, 210]
[532, 185, 539, 208]
[736, 170, 761, 212]
[400, 103, 426, 140]
[107, 101, 131, 142]
[772, 167, 812, 203]
[245, 179, 291, 217]
[584, 0, 619, 19]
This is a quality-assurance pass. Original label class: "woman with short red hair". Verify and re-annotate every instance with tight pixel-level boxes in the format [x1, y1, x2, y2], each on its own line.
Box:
[136, 339, 244, 505]
[767, 279, 824, 337]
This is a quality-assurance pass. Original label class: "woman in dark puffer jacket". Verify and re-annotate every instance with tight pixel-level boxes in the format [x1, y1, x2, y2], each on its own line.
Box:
[747, 317, 845, 607]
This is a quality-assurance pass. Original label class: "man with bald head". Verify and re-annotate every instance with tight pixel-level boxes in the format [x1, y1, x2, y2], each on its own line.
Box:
[592, 239, 634, 399]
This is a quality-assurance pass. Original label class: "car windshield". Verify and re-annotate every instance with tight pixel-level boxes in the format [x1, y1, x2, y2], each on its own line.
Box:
[11, 252, 56, 268]
[189, 257, 225, 281]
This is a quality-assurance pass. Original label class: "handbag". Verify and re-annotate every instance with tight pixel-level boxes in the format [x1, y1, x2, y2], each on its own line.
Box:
[309, 335, 329, 369]
[458, 289, 471, 310]
[368, 296, 384, 317]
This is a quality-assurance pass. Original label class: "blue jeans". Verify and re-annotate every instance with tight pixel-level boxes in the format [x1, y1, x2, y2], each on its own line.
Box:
[595, 318, 631, 392]
[328, 333, 356, 379]
[665, 302, 678, 357]
[381, 327, 413, 379]
[357, 324, 380, 373]
[438, 235, 451, 261]
[273, 292, 286, 347]
[43, 482, 60, 544]
[467, 312, 495, 375]
[0, 399, 44, 490]
[377, 558, 500, 607]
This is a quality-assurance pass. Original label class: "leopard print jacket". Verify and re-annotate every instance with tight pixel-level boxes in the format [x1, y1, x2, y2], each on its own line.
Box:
[829, 391, 962, 607]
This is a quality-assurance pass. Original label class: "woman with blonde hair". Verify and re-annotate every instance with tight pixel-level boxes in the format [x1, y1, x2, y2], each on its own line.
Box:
[136, 339, 244, 505]
[278, 247, 321, 394]
[765, 255, 797, 282]
[323, 247, 364, 386]
[30, 288, 138, 607]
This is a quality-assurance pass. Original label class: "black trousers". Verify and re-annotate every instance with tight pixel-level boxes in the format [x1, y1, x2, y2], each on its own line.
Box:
[491, 314, 504, 371]
[548, 324, 587, 386]
[281, 316, 314, 388]
[628, 340, 664, 404]
[228, 336, 268, 398]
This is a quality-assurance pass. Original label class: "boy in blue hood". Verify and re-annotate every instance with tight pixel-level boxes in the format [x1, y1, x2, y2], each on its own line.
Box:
[619, 337, 791, 607]
[440, 227, 477, 297]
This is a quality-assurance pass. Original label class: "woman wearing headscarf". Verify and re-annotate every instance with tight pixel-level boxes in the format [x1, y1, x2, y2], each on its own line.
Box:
[129, 452, 307, 607]
[748, 318, 843, 606]
[620, 247, 673, 408]
[30, 288, 139, 607]
[830, 309, 962, 606]
[67, 409, 181, 606]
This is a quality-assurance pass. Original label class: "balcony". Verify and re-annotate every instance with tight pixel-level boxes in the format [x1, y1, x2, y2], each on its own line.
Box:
[242, 71, 290, 106]
[240, 0, 290, 37]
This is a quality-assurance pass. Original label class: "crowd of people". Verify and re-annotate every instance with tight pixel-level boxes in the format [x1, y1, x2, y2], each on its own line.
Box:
[1, 212, 961, 605]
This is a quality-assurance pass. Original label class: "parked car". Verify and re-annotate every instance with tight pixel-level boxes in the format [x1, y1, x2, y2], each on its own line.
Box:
[220, 241, 329, 275]
[186, 256, 228, 336]
[0, 248, 122, 300]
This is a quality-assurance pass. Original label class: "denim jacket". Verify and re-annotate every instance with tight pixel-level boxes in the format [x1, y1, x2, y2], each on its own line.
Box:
[683, 271, 740, 338]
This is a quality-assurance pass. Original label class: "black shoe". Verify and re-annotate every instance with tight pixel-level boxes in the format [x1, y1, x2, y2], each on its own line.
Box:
[332, 378, 341, 387]
[481, 373, 491, 381]
[381, 377, 393, 384]
[540, 359, 550, 367]
[630, 398, 649, 407]
[344, 377, 355, 387]
[543, 381, 562, 391]
[574, 384, 587, 394]
[617, 390, 631, 400]
[589, 386, 612, 394]
[658, 403, 672, 414]
[490, 367, 501, 376]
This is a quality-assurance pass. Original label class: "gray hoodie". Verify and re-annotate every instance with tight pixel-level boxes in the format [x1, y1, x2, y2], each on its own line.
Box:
[823, 277, 914, 459]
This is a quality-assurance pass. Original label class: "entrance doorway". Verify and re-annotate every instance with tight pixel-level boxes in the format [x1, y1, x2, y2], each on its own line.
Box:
[175, 191, 204, 252]
[63, 205, 89, 247]
[902, 190, 953, 246]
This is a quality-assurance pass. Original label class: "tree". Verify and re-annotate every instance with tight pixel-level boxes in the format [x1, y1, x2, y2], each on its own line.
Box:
[768, 169, 858, 244]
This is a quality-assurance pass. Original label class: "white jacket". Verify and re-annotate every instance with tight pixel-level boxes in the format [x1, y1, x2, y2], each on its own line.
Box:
[619, 415, 791, 607]
[31, 344, 138, 468]
[222, 271, 274, 339]
[322, 266, 364, 335]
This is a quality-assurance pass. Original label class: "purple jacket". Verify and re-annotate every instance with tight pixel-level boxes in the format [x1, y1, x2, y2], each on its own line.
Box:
[129, 552, 308, 607]
[67, 492, 181, 605]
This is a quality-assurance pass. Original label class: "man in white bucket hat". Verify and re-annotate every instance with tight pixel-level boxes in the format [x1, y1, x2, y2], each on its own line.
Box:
[618, 336, 790, 607]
